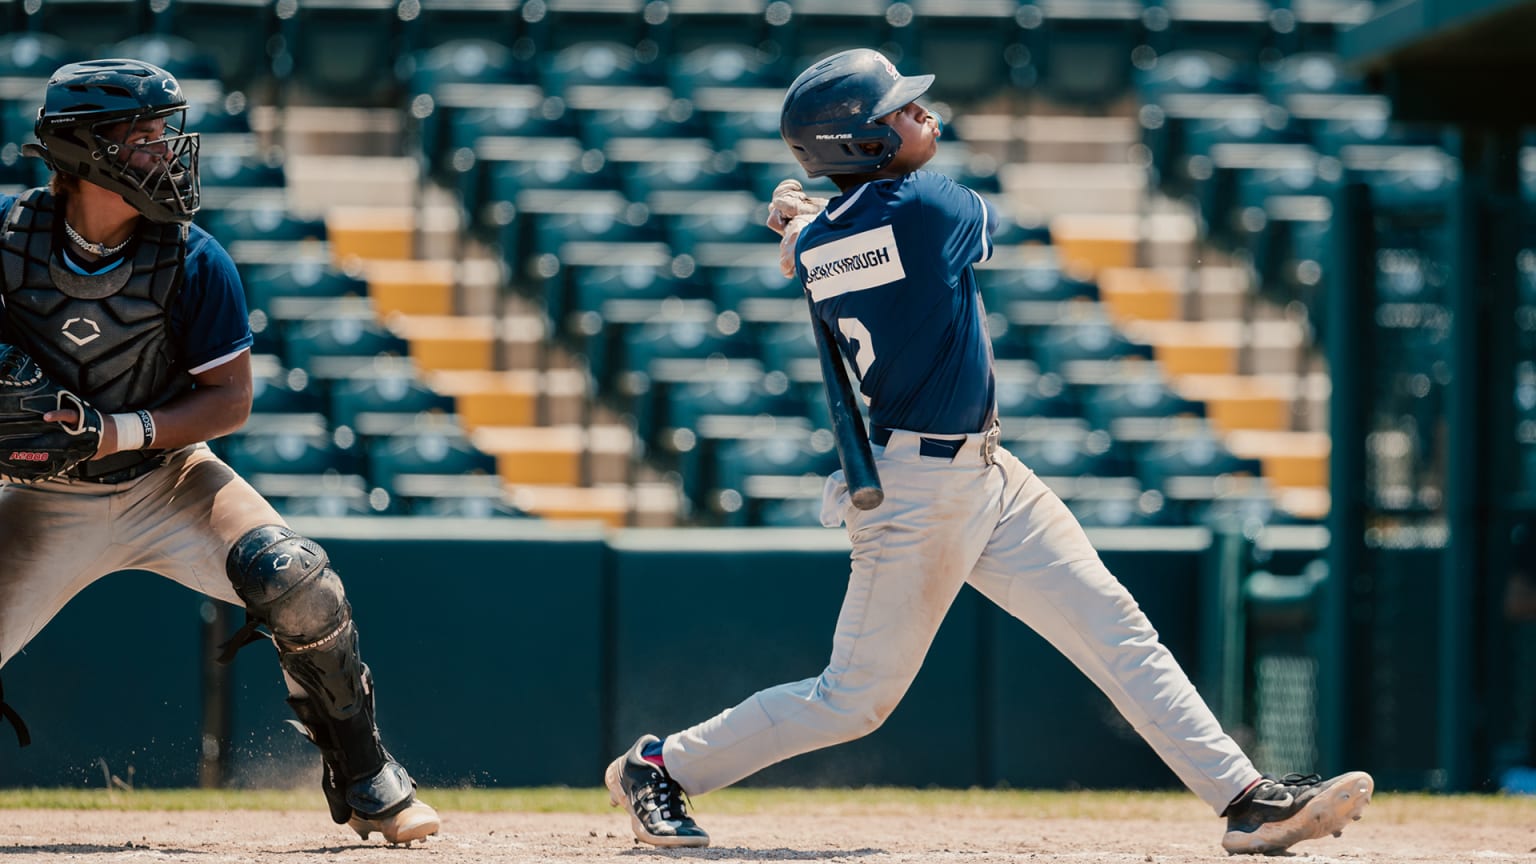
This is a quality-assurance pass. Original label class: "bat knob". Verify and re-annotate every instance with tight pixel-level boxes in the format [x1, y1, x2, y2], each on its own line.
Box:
[850, 487, 884, 510]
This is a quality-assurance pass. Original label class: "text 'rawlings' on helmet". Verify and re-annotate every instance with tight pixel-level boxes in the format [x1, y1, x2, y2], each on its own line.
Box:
[779, 48, 934, 179]
[23, 58, 201, 224]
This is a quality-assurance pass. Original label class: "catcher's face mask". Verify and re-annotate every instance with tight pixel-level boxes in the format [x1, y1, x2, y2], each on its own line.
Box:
[23, 58, 202, 224]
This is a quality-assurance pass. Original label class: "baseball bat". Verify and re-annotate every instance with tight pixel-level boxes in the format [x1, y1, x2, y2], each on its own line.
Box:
[806, 299, 884, 510]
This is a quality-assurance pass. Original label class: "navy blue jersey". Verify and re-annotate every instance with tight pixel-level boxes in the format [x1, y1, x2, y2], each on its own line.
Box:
[794, 170, 998, 434]
[0, 194, 254, 374]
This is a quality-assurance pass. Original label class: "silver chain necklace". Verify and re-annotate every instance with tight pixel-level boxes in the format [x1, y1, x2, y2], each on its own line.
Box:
[63, 221, 132, 258]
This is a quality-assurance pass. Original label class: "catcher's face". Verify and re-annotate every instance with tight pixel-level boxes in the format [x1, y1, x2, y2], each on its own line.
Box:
[104, 117, 176, 176]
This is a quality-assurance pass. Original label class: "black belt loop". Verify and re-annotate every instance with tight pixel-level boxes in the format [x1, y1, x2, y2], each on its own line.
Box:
[869, 426, 970, 462]
[70, 450, 166, 484]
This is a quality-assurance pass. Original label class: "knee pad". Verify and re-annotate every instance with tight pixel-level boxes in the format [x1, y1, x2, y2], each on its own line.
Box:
[226, 525, 350, 649]
[228, 525, 368, 718]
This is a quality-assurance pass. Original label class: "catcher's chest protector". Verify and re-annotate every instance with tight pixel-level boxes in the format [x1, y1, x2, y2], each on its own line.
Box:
[0, 188, 192, 413]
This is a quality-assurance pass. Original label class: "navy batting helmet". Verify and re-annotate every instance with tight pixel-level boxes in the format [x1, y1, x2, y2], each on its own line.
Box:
[24, 58, 200, 223]
[779, 49, 934, 178]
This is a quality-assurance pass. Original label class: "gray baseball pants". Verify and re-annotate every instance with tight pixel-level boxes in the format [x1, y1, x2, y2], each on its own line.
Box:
[0, 444, 281, 672]
[662, 428, 1262, 814]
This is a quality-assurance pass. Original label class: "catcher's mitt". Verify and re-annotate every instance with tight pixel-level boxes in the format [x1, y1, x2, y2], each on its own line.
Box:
[0, 343, 102, 482]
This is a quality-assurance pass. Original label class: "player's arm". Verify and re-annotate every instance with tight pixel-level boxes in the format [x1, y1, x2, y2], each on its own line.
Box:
[43, 350, 252, 458]
[120, 351, 253, 451]
[766, 179, 827, 277]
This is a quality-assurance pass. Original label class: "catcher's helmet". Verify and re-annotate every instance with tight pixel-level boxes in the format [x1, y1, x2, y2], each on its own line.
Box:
[24, 58, 200, 223]
[779, 49, 933, 178]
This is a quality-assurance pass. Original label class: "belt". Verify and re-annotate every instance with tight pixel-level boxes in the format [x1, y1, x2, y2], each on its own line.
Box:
[871, 424, 1000, 464]
[70, 449, 167, 484]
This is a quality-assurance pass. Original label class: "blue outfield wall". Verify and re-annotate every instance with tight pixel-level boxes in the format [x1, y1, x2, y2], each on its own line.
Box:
[0, 521, 1213, 790]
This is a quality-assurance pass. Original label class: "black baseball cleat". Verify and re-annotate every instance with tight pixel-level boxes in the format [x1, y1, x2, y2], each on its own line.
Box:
[1221, 771, 1374, 854]
[605, 734, 710, 848]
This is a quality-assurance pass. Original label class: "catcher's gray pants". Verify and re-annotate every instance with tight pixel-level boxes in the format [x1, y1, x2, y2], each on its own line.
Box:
[662, 429, 1262, 814]
[0, 444, 282, 674]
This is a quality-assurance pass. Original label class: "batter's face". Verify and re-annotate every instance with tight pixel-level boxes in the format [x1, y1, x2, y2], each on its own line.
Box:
[879, 102, 940, 173]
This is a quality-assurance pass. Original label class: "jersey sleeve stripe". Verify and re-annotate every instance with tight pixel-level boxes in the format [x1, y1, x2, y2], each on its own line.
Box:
[188, 345, 250, 375]
[969, 188, 993, 264]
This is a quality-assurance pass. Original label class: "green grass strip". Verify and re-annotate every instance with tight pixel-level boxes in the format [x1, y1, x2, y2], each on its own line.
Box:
[0, 787, 1526, 824]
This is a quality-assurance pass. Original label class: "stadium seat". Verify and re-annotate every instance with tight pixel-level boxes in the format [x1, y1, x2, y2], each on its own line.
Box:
[153, 0, 276, 97]
[664, 193, 770, 255]
[751, 488, 827, 528]
[667, 43, 786, 101]
[707, 256, 802, 320]
[525, 2, 658, 56]
[924, 145, 1004, 194]
[653, 368, 803, 454]
[198, 151, 286, 211]
[1269, 0, 1373, 54]
[282, 315, 412, 378]
[757, 318, 820, 378]
[367, 425, 498, 496]
[615, 143, 749, 205]
[402, 0, 522, 56]
[909, 0, 1021, 105]
[1133, 48, 1255, 103]
[994, 366, 1081, 422]
[531, 197, 664, 257]
[202, 201, 326, 246]
[1067, 486, 1176, 527]
[540, 235, 676, 334]
[1010, 428, 1134, 480]
[1017, 0, 1142, 107]
[580, 99, 710, 152]
[404, 38, 533, 178]
[783, 0, 908, 76]
[240, 259, 369, 321]
[404, 488, 530, 518]
[223, 420, 361, 478]
[1081, 377, 1209, 439]
[281, 0, 403, 106]
[977, 261, 1098, 313]
[1141, 0, 1276, 63]
[661, 12, 781, 60]
[0, 31, 76, 79]
[1031, 319, 1157, 381]
[1136, 431, 1265, 493]
[569, 262, 709, 326]
[330, 372, 456, 436]
[468, 140, 621, 253]
[608, 309, 760, 396]
[30, 0, 147, 57]
[257, 473, 382, 516]
[708, 431, 839, 524]
[105, 33, 224, 91]
[539, 41, 666, 102]
[248, 355, 327, 419]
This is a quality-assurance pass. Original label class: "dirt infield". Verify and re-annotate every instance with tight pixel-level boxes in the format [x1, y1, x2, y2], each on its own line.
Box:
[1, 793, 1532, 863]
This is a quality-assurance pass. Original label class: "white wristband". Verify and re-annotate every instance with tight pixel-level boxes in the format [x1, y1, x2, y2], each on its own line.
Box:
[136, 409, 156, 448]
[111, 412, 145, 452]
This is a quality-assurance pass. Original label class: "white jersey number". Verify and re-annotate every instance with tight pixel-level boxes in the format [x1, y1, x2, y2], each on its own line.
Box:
[836, 317, 875, 406]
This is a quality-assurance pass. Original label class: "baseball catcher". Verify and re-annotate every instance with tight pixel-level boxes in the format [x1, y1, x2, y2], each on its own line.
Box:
[0, 59, 438, 845]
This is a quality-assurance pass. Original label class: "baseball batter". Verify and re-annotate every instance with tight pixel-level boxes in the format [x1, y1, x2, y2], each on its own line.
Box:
[606, 48, 1373, 856]
[0, 59, 437, 845]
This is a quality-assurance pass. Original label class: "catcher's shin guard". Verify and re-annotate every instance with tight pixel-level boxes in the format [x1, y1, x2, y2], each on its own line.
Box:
[286, 678, 418, 823]
[226, 526, 419, 820]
